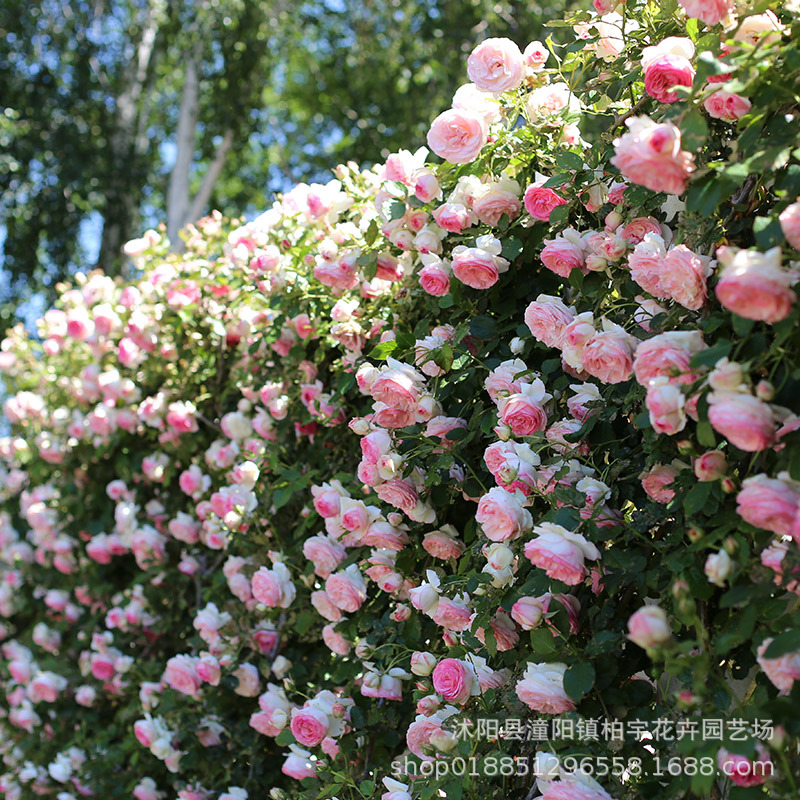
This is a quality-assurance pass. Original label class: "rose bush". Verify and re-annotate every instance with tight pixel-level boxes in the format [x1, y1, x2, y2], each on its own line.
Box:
[2, 2, 800, 799]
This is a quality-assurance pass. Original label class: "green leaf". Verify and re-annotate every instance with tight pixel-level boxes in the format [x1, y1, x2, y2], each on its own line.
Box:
[680, 108, 707, 152]
[387, 199, 406, 220]
[364, 220, 379, 246]
[789, 445, 800, 481]
[731, 314, 755, 337]
[686, 173, 737, 217]
[438, 294, 454, 308]
[555, 150, 585, 170]
[432, 342, 454, 372]
[502, 236, 523, 260]
[753, 216, 784, 249]
[564, 661, 595, 701]
[275, 729, 296, 746]
[763, 629, 800, 658]
[690, 339, 731, 368]
[470, 315, 497, 339]
[359, 780, 376, 797]
[294, 611, 316, 635]
[696, 421, 716, 447]
[273, 486, 293, 510]
[445, 426, 468, 441]
[683, 481, 711, 516]
[368, 340, 398, 360]
[442, 782, 463, 800]
[530, 627, 557, 655]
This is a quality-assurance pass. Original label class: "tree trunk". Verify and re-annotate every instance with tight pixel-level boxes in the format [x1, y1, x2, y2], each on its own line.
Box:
[96, 0, 163, 274]
[185, 127, 235, 225]
[166, 51, 202, 248]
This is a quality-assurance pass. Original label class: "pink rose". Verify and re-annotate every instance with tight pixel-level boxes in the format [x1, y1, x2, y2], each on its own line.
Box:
[282, 747, 316, 780]
[196, 655, 221, 686]
[134, 719, 158, 747]
[515, 662, 576, 714]
[540, 237, 585, 278]
[779, 200, 800, 250]
[645, 378, 686, 435]
[484, 358, 529, 401]
[431, 598, 473, 631]
[524, 182, 568, 221]
[423, 528, 465, 560]
[132, 780, 162, 800]
[633, 331, 705, 386]
[678, 0, 734, 26]
[716, 746, 771, 788]
[734, 11, 784, 46]
[311, 481, 348, 518]
[233, 662, 261, 697]
[757, 638, 800, 695]
[310, 590, 343, 622]
[620, 216, 662, 244]
[303, 534, 346, 578]
[498, 392, 548, 436]
[581, 326, 635, 385]
[426, 109, 488, 164]
[476, 488, 532, 541]
[561, 312, 596, 369]
[363, 521, 409, 550]
[164, 655, 201, 697]
[290, 706, 330, 747]
[410, 652, 437, 677]
[472, 187, 521, 227]
[631, 236, 711, 311]
[451, 238, 509, 290]
[523, 522, 600, 585]
[761, 540, 800, 593]
[418, 261, 451, 297]
[325, 566, 367, 613]
[340, 498, 371, 534]
[627, 605, 671, 649]
[371, 361, 425, 409]
[524, 294, 575, 348]
[611, 116, 694, 195]
[693, 450, 727, 481]
[406, 716, 445, 758]
[467, 38, 524, 92]
[432, 202, 472, 233]
[313, 256, 359, 293]
[662, 245, 710, 310]
[523, 40, 549, 70]
[511, 597, 545, 630]
[432, 658, 474, 704]
[641, 464, 679, 503]
[31, 671, 66, 702]
[708, 392, 775, 452]
[251, 563, 296, 608]
[413, 169, 440, 202]
[374, 478, 419, 514]
[644, 55, 695, 104]
[703, 89, 751, 121]
[715, 246, 796, 324]
[736, 475, 800, 538]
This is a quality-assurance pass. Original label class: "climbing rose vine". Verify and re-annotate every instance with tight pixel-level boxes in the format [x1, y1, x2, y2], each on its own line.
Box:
[2, 2, 800, 800]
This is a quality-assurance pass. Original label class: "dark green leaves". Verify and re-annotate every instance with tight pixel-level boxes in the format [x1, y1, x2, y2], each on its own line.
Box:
[564, 662, 596, 701]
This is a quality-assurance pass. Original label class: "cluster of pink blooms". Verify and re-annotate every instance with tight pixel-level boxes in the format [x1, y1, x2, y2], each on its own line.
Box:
[2, 5, 799, 799]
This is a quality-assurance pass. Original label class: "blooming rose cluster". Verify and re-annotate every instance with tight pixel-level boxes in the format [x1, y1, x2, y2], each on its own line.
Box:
[2, 7, 799, 800]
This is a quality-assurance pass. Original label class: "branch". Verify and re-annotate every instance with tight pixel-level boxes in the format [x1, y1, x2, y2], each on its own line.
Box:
[185, 128, 235, 225]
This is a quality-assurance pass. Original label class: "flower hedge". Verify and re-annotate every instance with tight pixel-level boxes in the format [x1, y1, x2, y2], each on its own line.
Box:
[2, 2, 800, 800]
